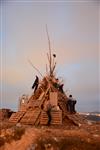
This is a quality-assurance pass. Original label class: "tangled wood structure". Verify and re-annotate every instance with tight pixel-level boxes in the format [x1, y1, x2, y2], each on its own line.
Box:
[9, 29, 87, 126]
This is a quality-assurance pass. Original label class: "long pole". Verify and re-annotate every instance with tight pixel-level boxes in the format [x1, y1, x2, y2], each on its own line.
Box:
[28, 59, 43, 77]
[46, 25, 52, 76]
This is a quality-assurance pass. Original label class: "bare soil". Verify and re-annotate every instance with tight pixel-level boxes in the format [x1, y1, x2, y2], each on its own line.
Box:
[0, 121, 100, 150]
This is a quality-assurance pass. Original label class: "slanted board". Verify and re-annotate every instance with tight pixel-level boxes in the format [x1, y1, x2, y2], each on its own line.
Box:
[34, 100, 41, 107]
[27, 100, 35, 108]
[40, 110, 62, 125]
[27, 100, 41, 109]
[50, 92, 58, 106]
[27, 94, 36, 105]
[28, 95, 34, 102]
[38, 86, 50, 108]
[66, 114, 80, 126]
[9, 111, 25, 123]
[67, 113, 87, 125]
[20, 109, 41, 125]
[38, 92, 45, 101]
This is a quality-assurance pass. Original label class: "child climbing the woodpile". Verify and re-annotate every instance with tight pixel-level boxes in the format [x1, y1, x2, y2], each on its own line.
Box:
[53, 78, 64, 93]
[32, 75, 39, 93]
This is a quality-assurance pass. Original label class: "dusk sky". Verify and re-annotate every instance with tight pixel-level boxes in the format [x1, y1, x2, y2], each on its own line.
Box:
[0, 0, 100, 112]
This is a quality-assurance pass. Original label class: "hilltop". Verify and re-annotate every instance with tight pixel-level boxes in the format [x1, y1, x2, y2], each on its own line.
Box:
[0, 119, 100, 150]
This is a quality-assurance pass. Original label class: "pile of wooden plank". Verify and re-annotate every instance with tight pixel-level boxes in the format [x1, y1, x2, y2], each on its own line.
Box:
[40, 110, 62, 125]
[9, 111, 25, 123]
[9, 75, 86, 126]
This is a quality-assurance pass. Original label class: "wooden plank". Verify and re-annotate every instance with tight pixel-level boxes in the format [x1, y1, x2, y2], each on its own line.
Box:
[38, 86, 50, 109]
[50, 92, 58, 106]
[66, 113, 87, 125]
[38, 92, 45, 101]
[20, 109, 41, 125]
[34, 100, 41, 107]
[9, 111, 25, 123]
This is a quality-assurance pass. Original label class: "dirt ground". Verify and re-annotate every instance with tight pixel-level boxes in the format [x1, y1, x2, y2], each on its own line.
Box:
[0, 121, 100, 150]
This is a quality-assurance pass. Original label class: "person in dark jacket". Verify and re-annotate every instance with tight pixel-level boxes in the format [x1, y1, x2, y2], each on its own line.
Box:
[67, 95, 77, 113]
[32, 75, 39, 93]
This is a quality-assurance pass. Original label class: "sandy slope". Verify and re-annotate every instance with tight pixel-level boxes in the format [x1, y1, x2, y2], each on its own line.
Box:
[0, 123, 100, 150]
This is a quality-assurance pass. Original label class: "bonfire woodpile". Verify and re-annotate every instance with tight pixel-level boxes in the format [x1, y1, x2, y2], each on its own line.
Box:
[9, 67, 87, 126]
[9, 29, 87, 126]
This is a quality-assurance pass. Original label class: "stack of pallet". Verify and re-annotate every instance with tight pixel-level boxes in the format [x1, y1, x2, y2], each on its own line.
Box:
[20, 109, 41, 125]
[40, 110, 62, 125]
[9, 74, 86, 126]
[9, 111, 25, 123]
